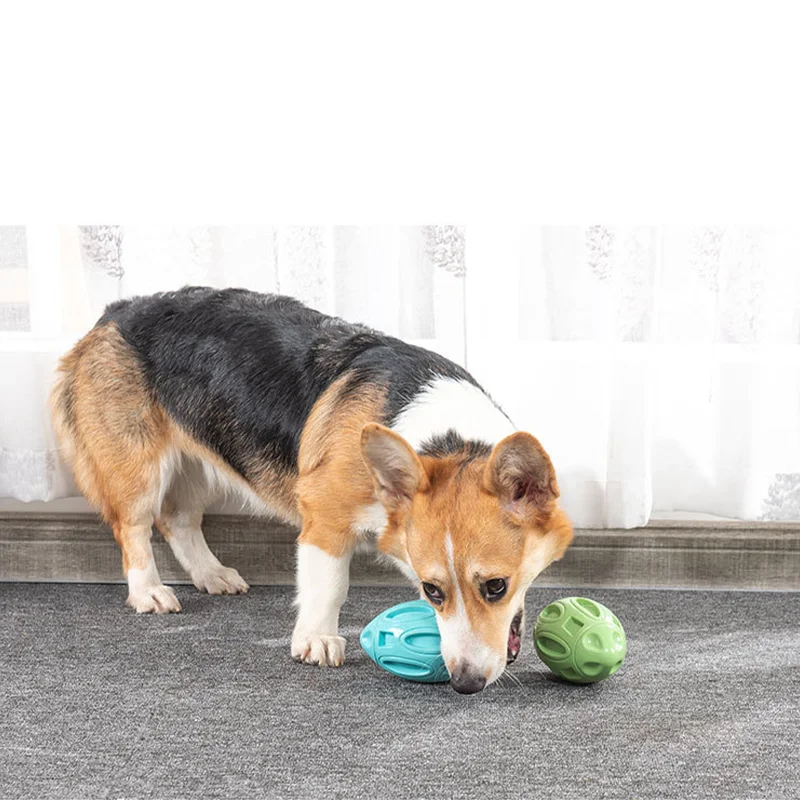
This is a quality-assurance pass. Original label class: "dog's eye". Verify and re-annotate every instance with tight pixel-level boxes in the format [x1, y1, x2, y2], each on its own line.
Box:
[422, 582, 444, 605]
[483, 578, 508, 601]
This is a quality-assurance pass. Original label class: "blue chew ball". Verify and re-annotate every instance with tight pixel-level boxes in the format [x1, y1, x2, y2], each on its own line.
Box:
[360, 600, 449, 683]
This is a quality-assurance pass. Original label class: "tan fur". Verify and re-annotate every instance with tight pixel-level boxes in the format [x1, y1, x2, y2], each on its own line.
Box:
[296, 376, 388, 558]
[51, 324, 167, 536]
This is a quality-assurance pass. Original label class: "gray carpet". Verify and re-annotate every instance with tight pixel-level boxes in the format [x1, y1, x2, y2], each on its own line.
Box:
[0, 584, 798, 800]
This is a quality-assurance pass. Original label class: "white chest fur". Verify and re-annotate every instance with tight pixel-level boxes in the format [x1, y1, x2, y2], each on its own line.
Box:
[353, 501, 388, 541]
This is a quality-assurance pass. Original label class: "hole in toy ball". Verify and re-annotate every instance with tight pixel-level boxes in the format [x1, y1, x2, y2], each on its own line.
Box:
[539, 603, 564, 622]
[536, 634, 569, 659]
[379, 657, 431, 678]
[575, 598, 603, 618]
[581, 661, 605, 677]
[613, 631, 623, 646]
[403, 632, 441, 655]
[563, 616, 585, 635]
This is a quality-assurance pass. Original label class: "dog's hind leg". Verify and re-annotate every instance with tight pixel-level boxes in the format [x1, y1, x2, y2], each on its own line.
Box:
[115, 515, 181, 614]
[51, 324, 181, 613]
[155, 458, 249, 596]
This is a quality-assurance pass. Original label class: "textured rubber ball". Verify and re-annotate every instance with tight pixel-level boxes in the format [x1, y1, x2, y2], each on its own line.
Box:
[533, 597, 627, 684]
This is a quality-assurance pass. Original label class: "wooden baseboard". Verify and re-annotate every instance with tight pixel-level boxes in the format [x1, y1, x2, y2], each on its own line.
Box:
[1, 513, 799, 591]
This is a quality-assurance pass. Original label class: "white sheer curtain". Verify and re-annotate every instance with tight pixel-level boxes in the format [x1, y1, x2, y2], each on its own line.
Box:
[2, 225, 799, 527]
[465, 226, 800, 527]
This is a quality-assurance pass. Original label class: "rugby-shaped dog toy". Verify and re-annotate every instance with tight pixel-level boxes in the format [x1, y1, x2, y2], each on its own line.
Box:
[359, 600, 449, 683]
[533, 596, 627, 684]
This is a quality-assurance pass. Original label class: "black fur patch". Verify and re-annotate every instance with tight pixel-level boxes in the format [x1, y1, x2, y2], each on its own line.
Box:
[99, 287, 486, 481]
[418, 430, 493, 464]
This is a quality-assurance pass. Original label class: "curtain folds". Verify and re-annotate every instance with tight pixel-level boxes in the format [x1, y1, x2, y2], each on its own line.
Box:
[1, 225, 799, 526]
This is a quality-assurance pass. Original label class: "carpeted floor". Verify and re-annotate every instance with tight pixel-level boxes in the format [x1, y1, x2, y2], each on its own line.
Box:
[0, 584, 798, 800]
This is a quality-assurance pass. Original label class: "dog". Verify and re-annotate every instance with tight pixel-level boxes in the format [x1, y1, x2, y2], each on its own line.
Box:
[51, 286, 573, 693]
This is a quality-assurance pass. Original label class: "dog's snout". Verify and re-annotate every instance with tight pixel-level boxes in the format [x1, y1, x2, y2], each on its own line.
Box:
[450, 666, 487, 695]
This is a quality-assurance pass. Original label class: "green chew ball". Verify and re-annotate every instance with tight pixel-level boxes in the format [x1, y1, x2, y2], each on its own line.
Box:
[533, 597, 626, 684]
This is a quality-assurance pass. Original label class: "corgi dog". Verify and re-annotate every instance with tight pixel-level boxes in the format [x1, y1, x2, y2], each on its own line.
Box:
[51, 287, 573, 693]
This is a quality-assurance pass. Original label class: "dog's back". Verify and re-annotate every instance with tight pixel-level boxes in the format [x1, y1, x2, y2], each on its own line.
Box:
[62, 286, 480, 481]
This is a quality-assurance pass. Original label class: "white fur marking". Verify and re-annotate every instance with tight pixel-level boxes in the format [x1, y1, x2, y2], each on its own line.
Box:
[162, 511, 249, 594]
[435, 533, 497, 676]
[293, 544, 351, 636]
[156, 447, 182, 513]
[127, 562, 162, 595]
[291, 544, 351, 666]
[353, 502, 390, 555]
[157, 448, 279, 519]
[126, 562, 181, 613]
[390, 377, 516, 450]
[163, 512, 219, 570]
[353, 501, 388, 536]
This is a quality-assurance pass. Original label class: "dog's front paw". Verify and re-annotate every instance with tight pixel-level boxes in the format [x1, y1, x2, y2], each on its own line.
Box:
[192, 565, 250, 596]
[291, 632, 346, 667]
[127, 584, 182, 614]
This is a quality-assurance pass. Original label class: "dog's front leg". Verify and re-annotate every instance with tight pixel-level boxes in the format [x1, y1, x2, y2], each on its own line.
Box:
[291, 533, 353, 667]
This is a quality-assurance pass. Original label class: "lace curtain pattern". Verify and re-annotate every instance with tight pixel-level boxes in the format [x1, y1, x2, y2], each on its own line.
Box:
[1, 225, 799, 526]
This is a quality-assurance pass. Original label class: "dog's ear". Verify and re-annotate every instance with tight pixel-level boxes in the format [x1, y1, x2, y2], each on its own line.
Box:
[483, 431, 559, 524]
[361, 423, 429, 511]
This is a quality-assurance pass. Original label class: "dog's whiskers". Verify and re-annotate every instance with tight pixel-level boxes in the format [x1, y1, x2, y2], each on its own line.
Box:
[503, 669, 523, 689]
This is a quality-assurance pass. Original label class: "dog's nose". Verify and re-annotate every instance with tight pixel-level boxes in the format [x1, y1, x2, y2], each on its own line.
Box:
[450, 667, 487, 695]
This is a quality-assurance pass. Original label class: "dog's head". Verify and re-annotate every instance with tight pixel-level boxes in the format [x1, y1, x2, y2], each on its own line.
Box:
[361, 423, 573, 694]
